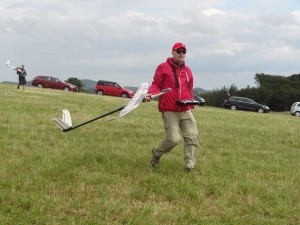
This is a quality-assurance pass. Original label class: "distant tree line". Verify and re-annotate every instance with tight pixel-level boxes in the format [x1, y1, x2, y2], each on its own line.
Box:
[198, 73, 300, 111]
[65, 73, 300, 111]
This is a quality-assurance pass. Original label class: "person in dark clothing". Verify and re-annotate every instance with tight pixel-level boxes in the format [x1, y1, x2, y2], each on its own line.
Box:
[15, 65, 27, 90]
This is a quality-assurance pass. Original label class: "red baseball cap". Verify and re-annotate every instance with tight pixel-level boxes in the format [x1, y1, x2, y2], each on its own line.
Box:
[172, 42, 186, 50]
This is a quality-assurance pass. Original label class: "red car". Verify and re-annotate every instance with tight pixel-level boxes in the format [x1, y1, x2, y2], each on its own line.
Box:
[95, 80, 134, 98]
[32, 75, 78, 92]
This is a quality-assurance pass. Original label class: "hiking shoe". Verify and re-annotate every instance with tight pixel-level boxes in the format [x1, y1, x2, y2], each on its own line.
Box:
[151, 155, 160, 168]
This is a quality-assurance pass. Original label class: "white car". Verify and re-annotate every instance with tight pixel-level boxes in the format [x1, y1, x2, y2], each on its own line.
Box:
[290, 102, 300, 117]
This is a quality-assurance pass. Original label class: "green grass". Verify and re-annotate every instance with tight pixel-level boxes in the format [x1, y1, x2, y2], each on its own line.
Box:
[0, 84, 299, 225]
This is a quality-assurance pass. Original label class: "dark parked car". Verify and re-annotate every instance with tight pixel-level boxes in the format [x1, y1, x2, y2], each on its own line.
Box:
[194, 95, 206, 106]
[95, 80, 134, 98]
[32, 75, 78, 92]
[223, 96, 270, 113]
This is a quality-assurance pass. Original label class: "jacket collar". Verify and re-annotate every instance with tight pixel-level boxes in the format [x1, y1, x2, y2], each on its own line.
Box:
[167, 57, 185, 68]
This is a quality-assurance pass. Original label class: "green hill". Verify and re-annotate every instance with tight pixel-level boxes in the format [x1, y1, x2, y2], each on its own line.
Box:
[80, 79, 97, 93]
[194, 87, 209, 94]
[0, 83, 298, 224]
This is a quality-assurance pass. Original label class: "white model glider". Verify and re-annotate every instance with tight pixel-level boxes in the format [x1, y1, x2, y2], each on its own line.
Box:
[52, 83, 170, 132]
[6, 60, 16, 70]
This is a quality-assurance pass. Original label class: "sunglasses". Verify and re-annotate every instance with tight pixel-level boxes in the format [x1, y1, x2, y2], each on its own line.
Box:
[175, 49, 186, 54]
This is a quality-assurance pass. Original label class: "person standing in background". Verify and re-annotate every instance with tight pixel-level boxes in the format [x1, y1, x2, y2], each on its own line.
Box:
[15, 65, 27, 90]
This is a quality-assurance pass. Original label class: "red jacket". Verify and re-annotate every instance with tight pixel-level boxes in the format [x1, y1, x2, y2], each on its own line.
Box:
[148, 57, 194, 112]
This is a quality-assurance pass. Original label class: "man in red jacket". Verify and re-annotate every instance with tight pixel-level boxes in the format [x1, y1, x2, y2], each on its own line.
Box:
[144, 42, 199, 172]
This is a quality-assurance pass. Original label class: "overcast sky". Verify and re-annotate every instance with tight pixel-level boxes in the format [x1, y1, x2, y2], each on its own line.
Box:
[1, 0, 299, 90]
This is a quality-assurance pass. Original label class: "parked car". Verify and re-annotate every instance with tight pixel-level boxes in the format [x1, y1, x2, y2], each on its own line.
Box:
[32, 75, 78, 92]
[290, 102, 300, 116]
[194, 95, 206, 106]
[223, 96, 270, 113]
[95, 80, 134, 98]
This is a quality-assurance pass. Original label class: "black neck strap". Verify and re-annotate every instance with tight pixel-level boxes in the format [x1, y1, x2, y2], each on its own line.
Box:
[171, 65, 180, 89]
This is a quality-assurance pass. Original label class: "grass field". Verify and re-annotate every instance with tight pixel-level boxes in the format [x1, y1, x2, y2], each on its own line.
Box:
[0, 84, 299, 225]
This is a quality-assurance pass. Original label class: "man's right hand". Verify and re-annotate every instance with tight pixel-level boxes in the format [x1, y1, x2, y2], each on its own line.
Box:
[143, 94, 152, 103]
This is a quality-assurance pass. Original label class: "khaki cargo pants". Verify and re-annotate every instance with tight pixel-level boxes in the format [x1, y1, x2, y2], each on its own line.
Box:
[152, 110, 199, 169]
